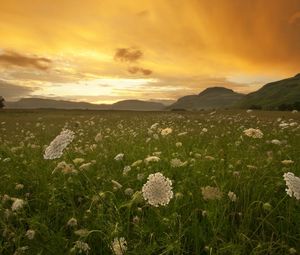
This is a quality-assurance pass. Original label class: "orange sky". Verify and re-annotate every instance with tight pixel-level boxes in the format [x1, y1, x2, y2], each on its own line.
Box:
[0, 0, 299, 103]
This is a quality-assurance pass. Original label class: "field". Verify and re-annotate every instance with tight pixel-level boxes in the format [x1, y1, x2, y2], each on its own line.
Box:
[0, 109, 299, 255]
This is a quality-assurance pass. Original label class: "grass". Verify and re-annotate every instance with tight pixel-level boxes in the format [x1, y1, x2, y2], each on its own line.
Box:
[0, 109, 299, 255]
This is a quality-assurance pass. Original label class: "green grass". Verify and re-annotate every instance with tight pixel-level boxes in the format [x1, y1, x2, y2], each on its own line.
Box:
[0, 109, 299, 255]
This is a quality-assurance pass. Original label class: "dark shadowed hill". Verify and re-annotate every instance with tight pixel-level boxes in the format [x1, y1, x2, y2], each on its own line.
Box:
[236, 74, 300, 110]
[110, 100, 164, 111]
[168, 87, 245, 110]
[5, 98, 165, 111]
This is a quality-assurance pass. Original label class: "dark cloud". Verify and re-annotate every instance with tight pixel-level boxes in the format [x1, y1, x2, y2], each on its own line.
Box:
[0, 80, 35, 101]
[128, 66, 152, 75]
[0, 50, 51, 70]
[114, 47, 143, 62]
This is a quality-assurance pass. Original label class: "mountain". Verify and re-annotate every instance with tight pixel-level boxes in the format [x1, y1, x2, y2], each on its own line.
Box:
[111, 100, 164, 111]
[236, 74, 300, 110]
[6, 98, 110, 110]
[5, 98, 165, 111]
[168, 87, 245, 110]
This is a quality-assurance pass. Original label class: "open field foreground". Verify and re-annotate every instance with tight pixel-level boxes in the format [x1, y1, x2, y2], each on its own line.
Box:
[0, 109, 299, 255]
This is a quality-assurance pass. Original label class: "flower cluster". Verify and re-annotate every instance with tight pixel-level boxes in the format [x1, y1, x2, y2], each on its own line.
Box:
[142, 172, 173, 207]
[283, 172, 300, 200]
[111, 237, 127, 255]
[243, 128, 263, 139]
[44, 129, 75, 159]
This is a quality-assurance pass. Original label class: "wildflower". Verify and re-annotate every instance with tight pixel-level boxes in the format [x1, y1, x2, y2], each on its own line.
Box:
[15, 184, 24, 190]
[112, 180, 123, 190]
[72, 241, 91, 254]
[131, 160, 142, 167]
[243, 128, 263, 139]
[142, 172, 173, 207]
[111, 237, 127, 255]
[52, 161, 77, 174]
[283, 172, 300, 200]
[124, 188, 134, 196]
[44, 129, 75, 159]
[202, 128, 208, 133]
[281, 160, 294, 165]
[67, 217, 78, 227]
[161, 127, 172, 136]
[170, 158, 187, 168]
[73, 158, 85, 164]
[74, 229, 89, 237]
[11, 198, 25, 211]
[123, 166, 131, 176]
[79, 162, 92, 171]
[114, 153, 124, 161]
[228, 191, 237, 202]
[94, 132, 102, 142]
[175, 142, 182, 147]
[144, 156, 160, 164]
[201, 186, 223, 201]
[25, 229, 35, 240]
[270, 139, 281, 145]
[150, 123, 159, 130]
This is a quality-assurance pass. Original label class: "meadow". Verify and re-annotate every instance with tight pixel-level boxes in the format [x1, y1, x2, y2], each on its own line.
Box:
[0, 109, 299, 255]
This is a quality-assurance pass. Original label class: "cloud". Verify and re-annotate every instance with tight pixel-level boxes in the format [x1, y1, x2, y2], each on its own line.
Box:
[0, 80, 35, 100]
[0, 50, 51, 70]
[114, 48, 143, 62]
[128, 66, 152, 75]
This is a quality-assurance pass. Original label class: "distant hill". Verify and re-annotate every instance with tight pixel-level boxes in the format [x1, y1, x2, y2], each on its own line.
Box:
[236, 74, 300, 110]
[5, 98, 165, 111]
[110, 100, 164, 111]
[168, 87, 245, 110]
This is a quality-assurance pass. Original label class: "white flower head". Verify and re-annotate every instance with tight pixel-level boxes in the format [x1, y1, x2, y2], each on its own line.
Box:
[11, 198, 25, 211]
[142, 172, 173, 207]
[161, 128, 173, 136]
[243, 128, 263, 139]
[44, 129, 75, 159]
[25, 229, 35, 240]
[114, 153, 124, 161]
[111, 237, 127, 255]
[283, 172, 300, 200]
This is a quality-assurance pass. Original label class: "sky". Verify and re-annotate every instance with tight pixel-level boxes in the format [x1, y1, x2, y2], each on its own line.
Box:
[0, 0, 299, 104]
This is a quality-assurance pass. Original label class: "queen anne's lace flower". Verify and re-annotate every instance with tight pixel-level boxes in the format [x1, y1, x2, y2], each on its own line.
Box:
[201, 186, 223, 200]
[11, 198, 25, 211]
[283, 172, 300, 200]
[111, 237, 127, 255]
[44, 129, 75, 159]
[243, 128, 263, 139]
[161, 128, 173, 136]
[142, 172, 173, 207]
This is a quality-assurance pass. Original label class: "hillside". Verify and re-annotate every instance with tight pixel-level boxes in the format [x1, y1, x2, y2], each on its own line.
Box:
[168, 87, 245, 110]
[236, 74, 300, 110]
[5, 98, 165, 111]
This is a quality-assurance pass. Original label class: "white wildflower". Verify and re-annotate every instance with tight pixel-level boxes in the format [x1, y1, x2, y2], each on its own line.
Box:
[11, 198, 25, 211]
[144, 156, 160, 164]
[67, 217, 78, 227]
[281, 160, 294, 165]
[44, 129, 75, 159]
[170, 158, 187, 168]
[283, 172, 300, 200]
[243, 128, 263, 139]
[123, 166, 131, 176]
[114, 153, 124, 161]
[201, 186, 223, 201]
[111, 237, 127, 255]
[161, 127, 172, 136]
[25, 229, 35, 240]
[228, 191, 237, 202]
[142, 172, 173, 207]
[72, 241, 91, 254]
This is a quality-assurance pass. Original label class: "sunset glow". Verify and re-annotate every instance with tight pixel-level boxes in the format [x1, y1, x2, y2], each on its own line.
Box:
[0, 0, 299, 102]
